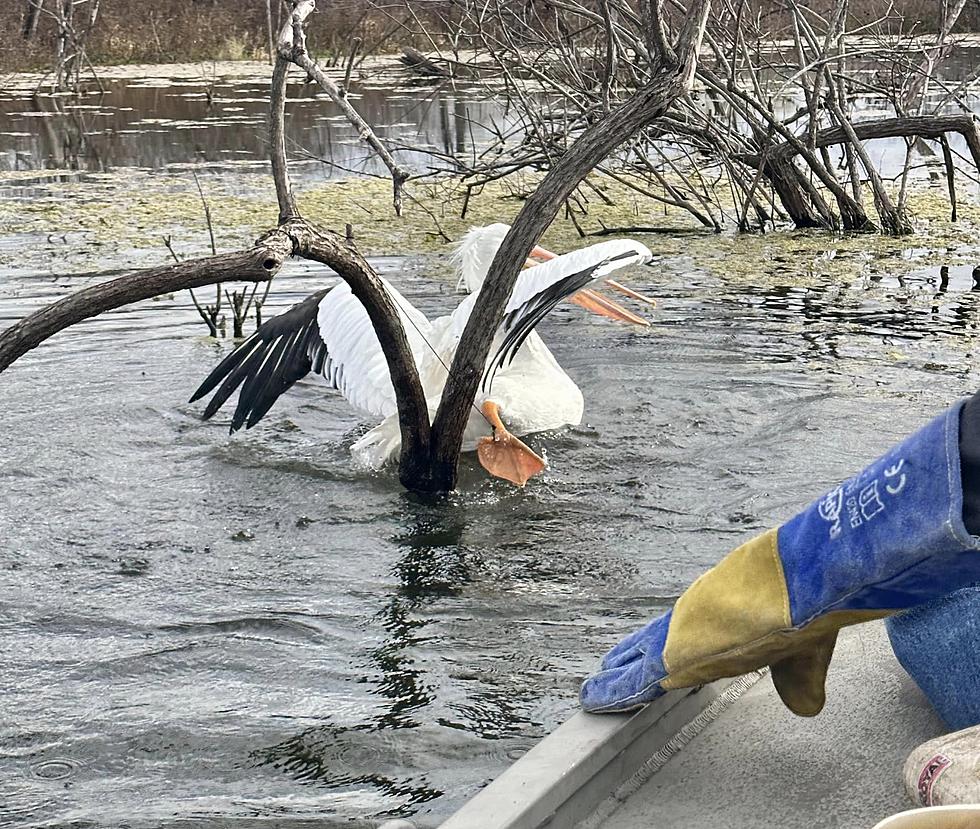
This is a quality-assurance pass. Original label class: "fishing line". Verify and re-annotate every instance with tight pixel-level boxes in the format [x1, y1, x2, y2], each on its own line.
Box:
[387, 290, 495, 429]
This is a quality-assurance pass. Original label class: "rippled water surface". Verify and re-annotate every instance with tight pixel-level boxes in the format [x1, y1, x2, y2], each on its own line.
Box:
[4, 65, 980, 829]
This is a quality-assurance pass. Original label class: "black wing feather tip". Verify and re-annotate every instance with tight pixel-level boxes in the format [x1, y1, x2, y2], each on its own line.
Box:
[481, 250, 643, 388]
[189, 336, 260, 403]
[482, 259, 612, 388]
[192, 288, 331, 429]
[237, 330, 305, 431]
[232, 332, 290, 429]
[201, 343, 270, 421]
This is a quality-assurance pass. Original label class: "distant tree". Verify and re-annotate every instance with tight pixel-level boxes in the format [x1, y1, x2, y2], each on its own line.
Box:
[21, 0, 102, 91]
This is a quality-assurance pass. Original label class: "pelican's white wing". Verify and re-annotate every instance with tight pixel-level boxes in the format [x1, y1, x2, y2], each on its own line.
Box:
[444, 238, 652, 383]
[191, 277, 433, 429]
[316, 280, 433, 418]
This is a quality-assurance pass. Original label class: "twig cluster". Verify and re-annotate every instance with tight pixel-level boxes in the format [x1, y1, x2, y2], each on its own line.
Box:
[397, 0, 978, 235]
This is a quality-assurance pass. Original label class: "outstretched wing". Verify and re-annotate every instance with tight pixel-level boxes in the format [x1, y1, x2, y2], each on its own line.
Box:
[315, 280, 433, 418]
[190, 278, 432, 431]
[445, 239, 651, 390]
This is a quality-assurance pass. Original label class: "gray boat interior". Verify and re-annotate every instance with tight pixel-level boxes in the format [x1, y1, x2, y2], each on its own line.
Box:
[434, 621, 945, 829]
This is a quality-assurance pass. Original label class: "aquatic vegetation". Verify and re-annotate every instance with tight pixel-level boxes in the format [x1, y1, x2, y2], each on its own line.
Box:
[2, 167, 978, 291]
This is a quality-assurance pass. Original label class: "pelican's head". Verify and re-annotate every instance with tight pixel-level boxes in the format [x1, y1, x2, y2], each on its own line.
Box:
[452, 223, 511, 293]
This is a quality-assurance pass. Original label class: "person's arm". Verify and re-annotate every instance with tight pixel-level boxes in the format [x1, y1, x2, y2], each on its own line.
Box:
[582, 398, 980, 716]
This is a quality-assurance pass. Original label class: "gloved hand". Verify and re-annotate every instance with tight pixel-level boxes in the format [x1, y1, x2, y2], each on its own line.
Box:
[581, 401, 980, 717]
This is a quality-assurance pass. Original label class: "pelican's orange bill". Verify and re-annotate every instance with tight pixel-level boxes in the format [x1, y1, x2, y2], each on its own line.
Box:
[570, 289, 650, 326]
[604, 278, 657, 307]
[524, 244, 557, 269]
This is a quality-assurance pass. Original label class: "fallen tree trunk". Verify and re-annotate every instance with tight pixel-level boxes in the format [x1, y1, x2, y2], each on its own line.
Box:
[735, 115, 980, 232]
[399, 47, 450, 78]
[739, 115, 980, 169]
[766, 158, 835, 229]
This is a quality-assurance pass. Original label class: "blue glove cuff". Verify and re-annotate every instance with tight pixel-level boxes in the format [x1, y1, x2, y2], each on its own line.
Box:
[779, 400, 980, 625]
[581, 402, 980, 715]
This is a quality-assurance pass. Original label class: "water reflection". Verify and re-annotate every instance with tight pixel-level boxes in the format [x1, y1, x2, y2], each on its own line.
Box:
[370, 502, 473, 731]
[704, 264, 980, 376]
[247, 501, 473, 809]
[27, 95, 105, 171]
[246, 493, 565, 815]
[0, 73, 500, 178]
[6, 46, 980, 180]
[252, 721, 442, 813]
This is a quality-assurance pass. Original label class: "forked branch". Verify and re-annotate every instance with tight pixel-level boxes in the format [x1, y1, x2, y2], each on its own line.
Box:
[2, 1, 432, 488]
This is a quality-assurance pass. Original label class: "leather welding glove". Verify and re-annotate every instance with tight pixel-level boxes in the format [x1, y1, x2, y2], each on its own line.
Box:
[581, 400, 980, 717]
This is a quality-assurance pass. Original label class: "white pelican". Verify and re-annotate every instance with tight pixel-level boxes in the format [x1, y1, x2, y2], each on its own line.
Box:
[191, 224, 654, 485]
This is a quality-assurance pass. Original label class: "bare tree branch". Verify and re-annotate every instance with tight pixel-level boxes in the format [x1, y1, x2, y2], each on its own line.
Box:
[427, 0, 712, 491]
[737, 115, 980, 167]
[0, 235, 292, 373]
[275, 0, 410, 215]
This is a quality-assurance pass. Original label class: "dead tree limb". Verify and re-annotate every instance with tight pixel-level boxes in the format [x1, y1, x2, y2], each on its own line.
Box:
[387, 0, 979, 237]
[902, 0, 969, 113]
[426, 0, 712, 491]
[734, 114, 980, 231]
[276, 0, 409, 215]
[400, 46, 450, 78]
[270, 50, 299, 221]
[282, 218, 434, 489]
[738, 115, 980, 167]
[22, 0, 44, 39]
[0, 236, 291, 373]
[940, 134, 958, 222]
[270, 2, 431, 489]
[265, 0, 276, 65]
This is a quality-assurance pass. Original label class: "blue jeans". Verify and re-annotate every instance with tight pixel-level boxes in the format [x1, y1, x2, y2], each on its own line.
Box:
[886, 585, 980, 731]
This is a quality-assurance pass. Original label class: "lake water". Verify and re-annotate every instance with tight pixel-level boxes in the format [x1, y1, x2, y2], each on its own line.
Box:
[3, 60, 980, 829]
[0, 63, 505, 180]
[4, 47, 980, 180]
